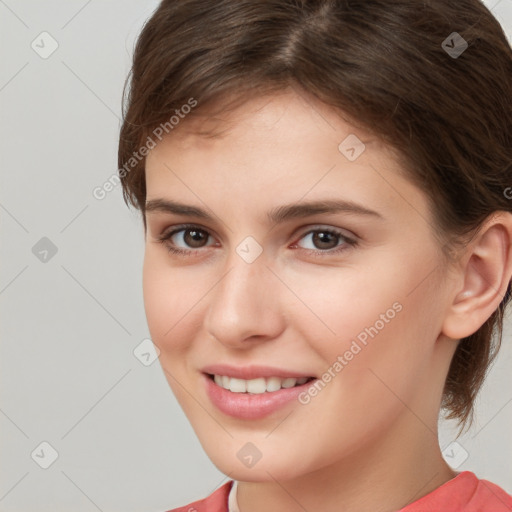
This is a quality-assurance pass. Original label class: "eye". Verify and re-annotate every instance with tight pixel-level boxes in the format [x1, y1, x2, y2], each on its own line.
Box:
[292, 227, 357, 255]
[155, 224, 358, 257]
[156, 224, 217, 255]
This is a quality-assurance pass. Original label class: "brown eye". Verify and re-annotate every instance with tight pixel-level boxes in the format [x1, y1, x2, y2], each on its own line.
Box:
[157, 225, 215, 255]
[181, 228, 209, 248]
[297, 228, 349, 251]
[310, 231, 339, 250]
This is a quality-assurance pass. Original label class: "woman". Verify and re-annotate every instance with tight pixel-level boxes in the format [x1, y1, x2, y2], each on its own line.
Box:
[118, 0, 512, 510]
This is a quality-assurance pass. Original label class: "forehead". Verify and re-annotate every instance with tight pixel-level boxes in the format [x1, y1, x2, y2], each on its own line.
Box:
[146, 90, 393, 170]
[169, 90, 377, 144]
[144, 90, 431, 231]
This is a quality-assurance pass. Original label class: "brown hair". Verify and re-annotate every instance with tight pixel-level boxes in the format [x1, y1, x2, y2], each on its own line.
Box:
[118, 0, 512, 431]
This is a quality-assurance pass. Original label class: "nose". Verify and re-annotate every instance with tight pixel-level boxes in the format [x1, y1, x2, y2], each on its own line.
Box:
[203, 250, 286, 348]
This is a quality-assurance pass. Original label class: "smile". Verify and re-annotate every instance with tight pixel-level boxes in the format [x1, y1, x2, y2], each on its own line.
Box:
[203, 372, 319, 420]
[209, 374, 315, 394]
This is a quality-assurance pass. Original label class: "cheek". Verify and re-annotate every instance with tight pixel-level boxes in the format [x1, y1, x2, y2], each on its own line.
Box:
[287, 254, 440, 401]
[283, 259, 406, 352]
[142, 251, 206, 407]
[142, 251, 202, 351]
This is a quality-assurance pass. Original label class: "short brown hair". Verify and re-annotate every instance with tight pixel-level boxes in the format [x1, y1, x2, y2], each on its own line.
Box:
[118, 0, 512, 430]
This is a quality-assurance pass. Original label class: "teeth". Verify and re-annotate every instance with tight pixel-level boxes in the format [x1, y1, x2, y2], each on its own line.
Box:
[281, 377, 297, 388]
[246, 378, 266, 394]
[212, 375, 312, 394]
[229, 378, 247, 393]
[266, 376, 282, 392]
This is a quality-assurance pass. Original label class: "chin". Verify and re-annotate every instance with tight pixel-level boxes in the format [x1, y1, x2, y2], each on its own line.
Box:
[203, 441, 314, 482]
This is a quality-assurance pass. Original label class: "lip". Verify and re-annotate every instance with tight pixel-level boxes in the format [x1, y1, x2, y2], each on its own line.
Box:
[201, 364, 315, 380]
[202, 372, 318, 420]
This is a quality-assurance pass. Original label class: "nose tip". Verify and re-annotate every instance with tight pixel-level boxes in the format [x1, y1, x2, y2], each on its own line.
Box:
[203, 252, 285, 347]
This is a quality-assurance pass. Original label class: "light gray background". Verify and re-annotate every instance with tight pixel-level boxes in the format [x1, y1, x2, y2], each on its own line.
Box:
[1, 1, 511, 511]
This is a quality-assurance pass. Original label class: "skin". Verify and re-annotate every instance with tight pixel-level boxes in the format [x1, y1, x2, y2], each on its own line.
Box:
[142, 88, 512, 512]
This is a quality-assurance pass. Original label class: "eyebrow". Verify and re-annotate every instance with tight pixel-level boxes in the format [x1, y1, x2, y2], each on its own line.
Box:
[145, 198, 384, 224]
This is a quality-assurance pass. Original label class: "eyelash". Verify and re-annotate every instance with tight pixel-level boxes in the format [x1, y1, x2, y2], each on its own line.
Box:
[155, 223, 358, 258]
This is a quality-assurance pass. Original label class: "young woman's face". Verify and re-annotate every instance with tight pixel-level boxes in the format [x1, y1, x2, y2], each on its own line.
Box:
[143, 90, 457, 481]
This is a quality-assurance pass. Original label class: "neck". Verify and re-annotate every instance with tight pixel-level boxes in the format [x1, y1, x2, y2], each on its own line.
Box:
[236, 411, 456, 512]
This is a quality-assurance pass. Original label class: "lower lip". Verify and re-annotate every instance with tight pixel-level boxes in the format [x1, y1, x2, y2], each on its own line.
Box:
[203, 373, 317, 420]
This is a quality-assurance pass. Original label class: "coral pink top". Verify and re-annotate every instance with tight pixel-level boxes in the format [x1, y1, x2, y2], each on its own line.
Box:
[166, 471, 512, 512]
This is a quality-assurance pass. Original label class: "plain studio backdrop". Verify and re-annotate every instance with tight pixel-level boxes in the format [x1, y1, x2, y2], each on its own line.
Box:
[1, 1, 511, 511]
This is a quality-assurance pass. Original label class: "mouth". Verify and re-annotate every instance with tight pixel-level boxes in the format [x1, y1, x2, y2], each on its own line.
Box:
[202, 371, 319, 420]
[206, 373, 315, 395]
[205, 373, 316, 394]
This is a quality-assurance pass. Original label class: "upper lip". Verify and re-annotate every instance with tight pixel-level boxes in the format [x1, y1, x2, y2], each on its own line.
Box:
[201, 364, 315, 380]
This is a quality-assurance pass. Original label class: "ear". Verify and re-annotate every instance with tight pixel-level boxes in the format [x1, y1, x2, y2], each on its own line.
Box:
[442, 212, 512, 340]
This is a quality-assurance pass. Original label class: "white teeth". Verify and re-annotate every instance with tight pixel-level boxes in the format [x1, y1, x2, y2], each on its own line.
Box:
[229, 378, 247, 393]
[281, 377, 297, 388]
[266, 376, 282, 392]
[212, 375, 312, 394]
[246, 378, 267, 394]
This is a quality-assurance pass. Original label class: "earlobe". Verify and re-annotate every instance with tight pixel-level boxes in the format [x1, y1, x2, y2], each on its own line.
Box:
[442, 213, 512, 340]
